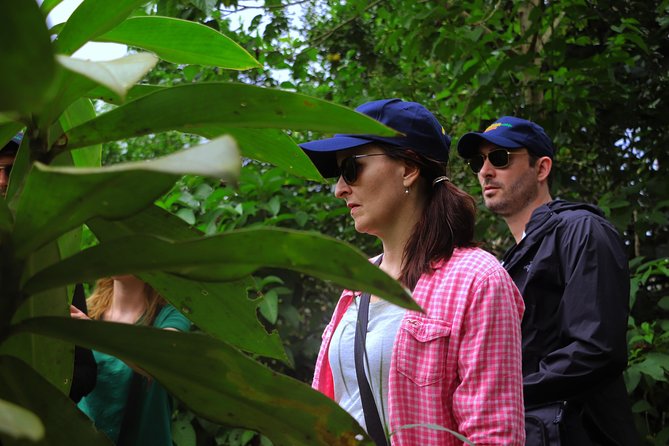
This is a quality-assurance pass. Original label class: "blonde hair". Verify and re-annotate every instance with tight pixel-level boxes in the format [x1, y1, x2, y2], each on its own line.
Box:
[87, 277, 166, 325]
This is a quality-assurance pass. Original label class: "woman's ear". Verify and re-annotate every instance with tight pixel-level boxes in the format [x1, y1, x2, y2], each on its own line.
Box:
[402, 161, 421, 188]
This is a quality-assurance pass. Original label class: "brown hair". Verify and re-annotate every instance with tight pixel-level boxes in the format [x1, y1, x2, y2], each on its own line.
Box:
[87, 277, 166, 325]
[384, 146, 478, 290]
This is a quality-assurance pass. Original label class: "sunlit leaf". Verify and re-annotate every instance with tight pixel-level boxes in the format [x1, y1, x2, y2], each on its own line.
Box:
[96, 17, 260, 69]
[0, 397, 43, 441]
[12, 137, 240, 258]
[55, 0, 148, 55]
[56, 53, 159, 100]
[63, 83, 398, 149]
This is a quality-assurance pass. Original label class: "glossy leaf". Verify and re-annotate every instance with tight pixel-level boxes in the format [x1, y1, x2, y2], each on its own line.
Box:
[55, 0, 148, 55]
[96, 17, 260, 69]
[56, 53, 159, 100]
[0, 398, 43, 441]
[14, 318, 373, 446]
[88, 207, 288, 361]
[12, 136, 240, 257]
[0, 356, 111, 446]
[0, 0, 55, 113]
[195, 126, 323, 181]
[63, 83, 398, 149]
[24, 228, 417, 311]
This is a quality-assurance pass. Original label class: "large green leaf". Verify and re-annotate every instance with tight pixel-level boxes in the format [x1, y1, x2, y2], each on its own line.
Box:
[60, 84, 323, 180]
[0, 0, 55, 113]
[63, 83, 398, 149]
[0, 356, 112, 446]
[143, 273, 289, 361]
[11, 136, 240, 258]
[14, 318, 372, 446]
[195, 126, 323, 181]
[88, 207, 288, 360]
[23, 227, 418, 311]
[96, 16, 260, 69]
[1, 242, 73, 395]
[40, 0, 65, 16]
[55, 0, 148, 55]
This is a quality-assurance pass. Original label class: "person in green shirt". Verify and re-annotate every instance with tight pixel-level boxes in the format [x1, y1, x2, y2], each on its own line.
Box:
[71, 276, 191, 445]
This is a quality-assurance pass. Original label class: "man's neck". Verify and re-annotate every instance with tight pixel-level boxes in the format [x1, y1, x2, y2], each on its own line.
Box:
[505, 192, 553, 244]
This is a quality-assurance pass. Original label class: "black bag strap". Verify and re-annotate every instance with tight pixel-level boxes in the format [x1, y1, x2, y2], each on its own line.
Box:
[354, 256, 388, 446]
[116, 372, 145, 446]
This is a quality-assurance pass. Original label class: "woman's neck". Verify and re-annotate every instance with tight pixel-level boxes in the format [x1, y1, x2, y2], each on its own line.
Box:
[377, 195, 424, 280]
[104, 276, 147, 324]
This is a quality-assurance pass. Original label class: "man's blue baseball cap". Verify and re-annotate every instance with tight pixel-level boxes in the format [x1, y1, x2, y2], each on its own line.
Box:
[457, 116, 554, 159]
[1, 132, 23, 154]
[299, 98, 452, 178]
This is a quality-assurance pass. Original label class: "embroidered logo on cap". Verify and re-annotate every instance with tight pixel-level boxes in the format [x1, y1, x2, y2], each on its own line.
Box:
[484, 122, 513, 132]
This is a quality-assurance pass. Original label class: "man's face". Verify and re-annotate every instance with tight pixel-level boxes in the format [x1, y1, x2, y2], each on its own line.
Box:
[476, 142, 538, 218]
[0, 152, 16, 197]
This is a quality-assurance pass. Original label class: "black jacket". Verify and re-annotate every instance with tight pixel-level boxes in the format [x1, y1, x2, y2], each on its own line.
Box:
[502, 200, 638, 445]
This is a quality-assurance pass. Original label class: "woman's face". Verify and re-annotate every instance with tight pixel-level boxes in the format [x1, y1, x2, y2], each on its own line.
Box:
[334, 144, 412, 237]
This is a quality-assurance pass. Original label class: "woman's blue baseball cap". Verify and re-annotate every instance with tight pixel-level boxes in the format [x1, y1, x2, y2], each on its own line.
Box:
[457, 116, 554, 159]
[299, 98, 452, 178]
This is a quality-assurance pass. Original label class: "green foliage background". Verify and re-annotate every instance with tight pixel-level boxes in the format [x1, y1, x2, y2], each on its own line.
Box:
[116, 1, 668, 444]
[2, 0, 666, 445]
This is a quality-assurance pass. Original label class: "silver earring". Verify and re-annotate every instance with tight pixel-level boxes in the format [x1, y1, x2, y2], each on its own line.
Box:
[405, 188, 409, 194]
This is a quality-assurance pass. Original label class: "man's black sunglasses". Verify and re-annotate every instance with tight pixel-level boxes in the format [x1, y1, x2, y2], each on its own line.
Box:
[466, 149, 524, 173]
[338, 153, 388, 184]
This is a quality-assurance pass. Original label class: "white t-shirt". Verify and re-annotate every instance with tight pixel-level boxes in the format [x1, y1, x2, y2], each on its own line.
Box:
[328, 296, 406, 432]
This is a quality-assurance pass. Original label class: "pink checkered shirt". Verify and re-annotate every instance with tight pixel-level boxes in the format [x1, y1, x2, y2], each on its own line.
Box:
[312, 247, 525, 445]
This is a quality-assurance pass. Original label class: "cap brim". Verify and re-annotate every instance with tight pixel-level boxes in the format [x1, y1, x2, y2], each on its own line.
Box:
[299, 135, 376, 178]
[456, 132, 523, 158]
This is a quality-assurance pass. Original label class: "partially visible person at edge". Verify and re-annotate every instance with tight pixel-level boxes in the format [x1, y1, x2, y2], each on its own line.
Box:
[300, 99, 525, 446]
[71, 275, 191, 445]
[1, 133, 97, 402]
[457, 117, 639, 446]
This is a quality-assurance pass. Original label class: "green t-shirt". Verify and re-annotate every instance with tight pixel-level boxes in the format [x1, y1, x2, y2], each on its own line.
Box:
[78, 305, 191, 445]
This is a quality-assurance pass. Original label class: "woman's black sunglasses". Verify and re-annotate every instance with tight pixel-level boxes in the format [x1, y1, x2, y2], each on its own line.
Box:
[466, 149, 523, 173]
[338, 153, 388, 184]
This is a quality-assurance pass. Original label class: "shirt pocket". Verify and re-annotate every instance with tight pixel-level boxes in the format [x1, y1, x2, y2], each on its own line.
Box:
[396, 317, 451, 386]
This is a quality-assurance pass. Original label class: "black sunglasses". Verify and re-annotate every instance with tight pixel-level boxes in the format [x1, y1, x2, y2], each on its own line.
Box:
[466, 149, 524, 173]
[338, 153, 388, 184]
